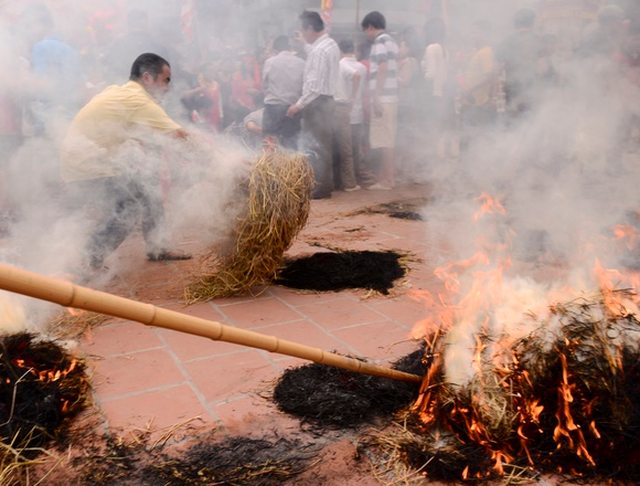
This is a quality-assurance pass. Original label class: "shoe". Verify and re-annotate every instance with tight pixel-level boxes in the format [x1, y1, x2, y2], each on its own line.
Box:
[344, 185, 361, 192]
[367, 183, 393, 190]
[147, 250, 192, 262]
[311, 191, 332, 200]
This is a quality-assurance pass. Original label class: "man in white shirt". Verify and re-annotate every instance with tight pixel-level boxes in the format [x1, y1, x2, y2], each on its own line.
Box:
[333, 39, 361, 191]
[338, 40, 369, 187]
[286, 10, 340, 199]
[362, 11, 399, 190]
[262, 35, 305, 149]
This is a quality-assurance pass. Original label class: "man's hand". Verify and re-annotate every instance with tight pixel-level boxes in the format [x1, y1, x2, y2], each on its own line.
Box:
[293, 30, 306, 46]
[286, 105, 300, 118]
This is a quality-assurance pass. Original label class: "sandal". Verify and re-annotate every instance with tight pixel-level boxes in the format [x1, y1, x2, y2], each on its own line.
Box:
[147, 250, 192, 262]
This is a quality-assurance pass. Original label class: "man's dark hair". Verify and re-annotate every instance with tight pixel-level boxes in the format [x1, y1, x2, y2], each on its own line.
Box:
[272, 35, 291, 53]
[130, 52, 170, 80]
[514, 8, 536, 29]
[300, 10, 324, 33]
[338, 39, 355, 54]
[361, 11, 386, 30]
[400, 26, 423, 58]
[425, 17, 446, 45]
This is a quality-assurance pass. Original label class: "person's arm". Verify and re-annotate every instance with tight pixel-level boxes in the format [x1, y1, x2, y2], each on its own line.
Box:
[287, 50, 323, 117]
[397, 57, 415, 87]
[349, 69, 361, 106]
[373, 60, 388, 116]
[423, 45, 439, 82]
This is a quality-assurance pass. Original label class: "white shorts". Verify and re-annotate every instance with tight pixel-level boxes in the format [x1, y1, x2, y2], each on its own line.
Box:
[369, 102, 398, 149]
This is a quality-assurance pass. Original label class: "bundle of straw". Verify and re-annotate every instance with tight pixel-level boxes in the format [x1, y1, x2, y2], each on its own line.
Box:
[186, 149, 314, 301]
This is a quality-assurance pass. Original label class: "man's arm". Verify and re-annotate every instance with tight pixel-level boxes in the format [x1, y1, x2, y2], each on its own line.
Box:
[373, 60, 388, 116]
[350, 69, 361, 106]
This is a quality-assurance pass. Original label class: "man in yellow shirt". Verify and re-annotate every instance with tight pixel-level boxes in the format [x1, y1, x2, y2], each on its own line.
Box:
[61, 52, 191, 276]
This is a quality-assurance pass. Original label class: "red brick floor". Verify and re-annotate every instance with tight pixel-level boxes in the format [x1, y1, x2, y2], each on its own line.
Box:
[79, 183, 434, 444]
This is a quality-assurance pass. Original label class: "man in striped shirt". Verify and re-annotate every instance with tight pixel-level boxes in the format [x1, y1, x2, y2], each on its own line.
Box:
[287, 10, 340, 199]
[362, 11, 398, 190]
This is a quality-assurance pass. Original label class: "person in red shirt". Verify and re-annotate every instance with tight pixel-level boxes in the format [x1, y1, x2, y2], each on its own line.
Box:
[181, 61, 223, 132]
[232, 53, 262, 110]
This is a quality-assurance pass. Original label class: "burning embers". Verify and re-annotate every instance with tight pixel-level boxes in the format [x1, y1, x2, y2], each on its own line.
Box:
[407, 296, 640, 481]
[401, 193, 640, 482]
[0, 333, 89, 454]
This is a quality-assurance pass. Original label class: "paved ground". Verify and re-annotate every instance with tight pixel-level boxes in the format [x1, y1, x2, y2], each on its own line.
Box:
[62, 182, 438, 482]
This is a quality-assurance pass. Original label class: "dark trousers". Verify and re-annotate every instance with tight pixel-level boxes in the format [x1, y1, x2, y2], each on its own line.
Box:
[263, 103, 301, 149]
[68, 175, 166, 266]
[302, 95, 335, 197]
[332, 102, 357, 189]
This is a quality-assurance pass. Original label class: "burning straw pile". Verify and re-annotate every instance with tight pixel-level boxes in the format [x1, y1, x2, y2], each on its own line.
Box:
[382, 292, 640, 482]
[0, 332, 89, 482]
[186, 149, 314, 301]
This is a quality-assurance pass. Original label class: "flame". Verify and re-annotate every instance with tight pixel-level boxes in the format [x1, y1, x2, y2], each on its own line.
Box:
[67, 307, 85, 317]
[474, 193, 507, 222]
[592, 259, 638, 317]
[408, 193, 640, 477]
[612, 224, 638, 251]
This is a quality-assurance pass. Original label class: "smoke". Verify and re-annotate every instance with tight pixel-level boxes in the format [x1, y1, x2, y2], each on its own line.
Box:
[411, 4, 640, 385]
[0, 0, 635, 351]
[0, 1, 258, 334]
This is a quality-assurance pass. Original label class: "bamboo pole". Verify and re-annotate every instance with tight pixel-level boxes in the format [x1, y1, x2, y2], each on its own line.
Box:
[0, 264, 423, 384]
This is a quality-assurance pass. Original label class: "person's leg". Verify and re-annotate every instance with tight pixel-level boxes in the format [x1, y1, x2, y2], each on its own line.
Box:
[85, 177, 140, 269]
[333, 103, 358, 190]
[280, 109, 302, 150]
[368, 102, 397, 189]
[303, 97, 335, 198]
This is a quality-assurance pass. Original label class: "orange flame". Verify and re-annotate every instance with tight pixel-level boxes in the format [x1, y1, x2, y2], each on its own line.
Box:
[474, 193, 507, 222]
[67, 307, 84, 317]
[612, 224, 638, 251]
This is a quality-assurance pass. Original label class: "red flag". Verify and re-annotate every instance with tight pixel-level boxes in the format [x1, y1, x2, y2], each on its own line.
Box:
[321, 0, 333, 31]
[181, 0, 196, 44]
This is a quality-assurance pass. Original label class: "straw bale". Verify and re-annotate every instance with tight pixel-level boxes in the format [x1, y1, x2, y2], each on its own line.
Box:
[399, 292, 640, 482]
[186, 149, 313, 301]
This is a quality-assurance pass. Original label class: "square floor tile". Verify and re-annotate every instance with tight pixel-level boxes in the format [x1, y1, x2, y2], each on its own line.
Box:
[91, 348, 186, 399]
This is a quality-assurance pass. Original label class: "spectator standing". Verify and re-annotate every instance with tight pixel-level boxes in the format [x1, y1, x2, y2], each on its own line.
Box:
[362, 11, 399, 190]
[339, 40, 369, 189]
[286, 10, 340, 199]
[217, 55, 236, 130]
[262, 35, 305, 149]
[495, 8, 547, 123]
[232, 53, 262, 111]
[61, 53, 192, 276]
[579, 4, 626, 60]
[333, 39, 362, 192]
[23, 4, 85, 137]
[460, 20, 498, 150]
[396, 27, 425, 182]
[422, 17, 450, 164]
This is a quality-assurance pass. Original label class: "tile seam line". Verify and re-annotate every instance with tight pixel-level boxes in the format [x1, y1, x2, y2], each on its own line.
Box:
[155, 329, 224, 425]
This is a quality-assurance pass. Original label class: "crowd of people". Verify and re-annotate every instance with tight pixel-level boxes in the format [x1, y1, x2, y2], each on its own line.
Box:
[1, 2, 640, 276]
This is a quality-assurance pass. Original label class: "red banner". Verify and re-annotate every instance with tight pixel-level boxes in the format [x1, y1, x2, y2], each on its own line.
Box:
[321, 0, 333, 31]
[181, 0, 196, 44]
